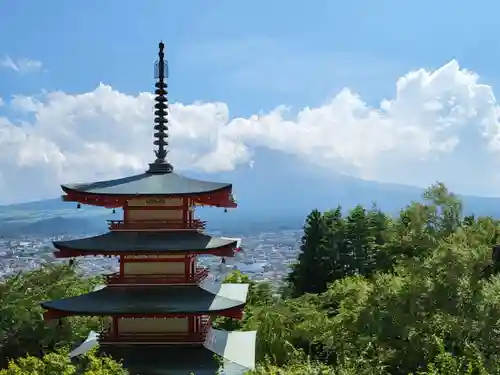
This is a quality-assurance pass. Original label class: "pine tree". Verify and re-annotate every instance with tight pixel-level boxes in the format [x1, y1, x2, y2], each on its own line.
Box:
[344, 205, 375, 277]
[322, 206, 347, 281]
[367, 204, 393, 274]
[287, 209, 330, 296]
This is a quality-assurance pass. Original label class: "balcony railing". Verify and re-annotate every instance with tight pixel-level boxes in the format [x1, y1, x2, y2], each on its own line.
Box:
[105, 267, 209, 285]
[99, 317, 212, 344]
[99, 331, 206, 344]
[107, 219, 206, 231]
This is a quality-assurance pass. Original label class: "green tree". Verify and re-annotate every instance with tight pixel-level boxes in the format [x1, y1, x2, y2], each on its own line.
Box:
[287, 209, 332, 296]
[343, 205, 377, 277]
[423, 182, 462, 237]
[213, 271, 274, 331]
[0, 349, 128, 375]
[322, 206, 347, 282]
[0, 263, 101, 368]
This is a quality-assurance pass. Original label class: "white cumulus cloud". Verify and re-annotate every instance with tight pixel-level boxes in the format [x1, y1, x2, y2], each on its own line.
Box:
[1, 56, 43, 74]
[0, 60, 499, 203]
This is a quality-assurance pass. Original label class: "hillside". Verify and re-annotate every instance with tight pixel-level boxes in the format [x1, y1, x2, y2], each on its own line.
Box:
[1, 156, 499, 236]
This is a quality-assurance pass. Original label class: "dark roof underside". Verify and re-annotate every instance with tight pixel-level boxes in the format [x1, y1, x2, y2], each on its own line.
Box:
[53, 231, 237, 253]
[62, 172, 231, 196]
[100, 345, 220, 375]
[41, 285, 245, 315]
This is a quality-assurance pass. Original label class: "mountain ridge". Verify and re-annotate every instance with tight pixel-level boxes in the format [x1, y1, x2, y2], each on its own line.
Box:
[1, 152, 499, 236]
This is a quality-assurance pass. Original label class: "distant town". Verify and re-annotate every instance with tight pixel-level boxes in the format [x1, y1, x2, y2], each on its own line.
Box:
[0, 229, 303, 283]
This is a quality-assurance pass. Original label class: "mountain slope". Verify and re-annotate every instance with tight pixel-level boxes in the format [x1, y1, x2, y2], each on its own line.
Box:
[0, 152, 498, 236]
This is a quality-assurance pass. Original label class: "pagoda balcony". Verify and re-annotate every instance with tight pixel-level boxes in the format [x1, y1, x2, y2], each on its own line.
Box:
[104, 267, 209, 285]
[99, 317, 212, 344]
[107, 219, 207, 231]
[98, 330, 209, 344]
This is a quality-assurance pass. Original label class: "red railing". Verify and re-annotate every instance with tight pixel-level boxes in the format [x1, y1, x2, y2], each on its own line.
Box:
[107, 219, 206, 231]
[199, 316, 211, 335]
[99, 317, 212, 343]
[99, 331, 206, 343]
[105, 267, 209, 285]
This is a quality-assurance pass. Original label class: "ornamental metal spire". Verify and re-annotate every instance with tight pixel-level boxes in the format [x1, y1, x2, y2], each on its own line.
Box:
[147, 41, 173, 174]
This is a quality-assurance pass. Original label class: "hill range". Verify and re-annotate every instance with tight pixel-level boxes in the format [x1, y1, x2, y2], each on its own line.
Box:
[1, 154, 499, 237]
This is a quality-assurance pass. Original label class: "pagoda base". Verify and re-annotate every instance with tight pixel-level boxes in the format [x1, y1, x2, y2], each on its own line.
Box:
[69, 329, 256, 375]
[100, 344, 223, 375]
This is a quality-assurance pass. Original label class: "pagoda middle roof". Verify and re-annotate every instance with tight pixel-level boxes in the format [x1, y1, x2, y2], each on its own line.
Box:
[53, 231, 237, 254]
[61, 171, 231, 197]
[41, 284, 247, 315]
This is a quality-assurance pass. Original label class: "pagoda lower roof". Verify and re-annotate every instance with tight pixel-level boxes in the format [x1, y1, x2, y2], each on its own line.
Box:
[53, 231, 237, 255]
[100, 345, 221, 375]
[41, 284, 247, 315]
[62, 171, 231, 197]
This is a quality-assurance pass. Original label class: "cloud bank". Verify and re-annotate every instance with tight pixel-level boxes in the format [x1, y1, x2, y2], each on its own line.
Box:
[0, 60, 499, 203]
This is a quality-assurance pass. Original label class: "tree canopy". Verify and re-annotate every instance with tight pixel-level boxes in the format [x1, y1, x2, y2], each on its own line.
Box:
[0, 349, 128, 375]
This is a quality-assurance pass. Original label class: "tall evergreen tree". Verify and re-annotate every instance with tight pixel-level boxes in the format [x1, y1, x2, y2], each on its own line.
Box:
[287, 209, 330, 296]
[322, 206, 347, 282]
[344, 205, 376, 277]
[367, 204, 393, 274]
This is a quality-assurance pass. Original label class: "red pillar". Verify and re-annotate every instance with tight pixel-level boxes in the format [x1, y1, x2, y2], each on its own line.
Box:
[119, 255, 124, 277]
[188, 316, 195, 335]
[184, 254, 190, 282]
[112, 317, 119, 339]
[123, 201, 129, 223]
[182, 197, 188, 227]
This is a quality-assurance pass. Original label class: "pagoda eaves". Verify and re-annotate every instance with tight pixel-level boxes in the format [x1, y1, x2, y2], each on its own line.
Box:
[52, 231, 239, 258]
[61, 172, 237, 209]
[41, 283, 248, 319]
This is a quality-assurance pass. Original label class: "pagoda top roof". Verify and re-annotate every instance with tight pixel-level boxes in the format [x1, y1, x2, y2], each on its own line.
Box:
[61, 171, 232, 197]
[41, 283, 248, 316]
[53, 231, 237, 257]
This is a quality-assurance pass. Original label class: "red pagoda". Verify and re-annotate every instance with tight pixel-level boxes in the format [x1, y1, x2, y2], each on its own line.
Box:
[41, 42, 256, 375]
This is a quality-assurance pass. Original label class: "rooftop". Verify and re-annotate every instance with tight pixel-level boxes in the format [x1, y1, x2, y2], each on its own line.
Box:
[53, 231, 237, 256]
[41, 283, 247, 315]
[61, 172, 232, 197]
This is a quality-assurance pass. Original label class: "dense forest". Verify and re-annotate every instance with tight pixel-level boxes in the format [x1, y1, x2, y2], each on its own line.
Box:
[2, 183, 500, 374]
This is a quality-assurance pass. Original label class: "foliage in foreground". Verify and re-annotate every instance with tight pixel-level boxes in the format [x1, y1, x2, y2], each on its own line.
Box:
[244, 183, 500, 374]
[0, 348, 128, 375]
[3, 183, 500, 374]
[0, 263, 102, 369]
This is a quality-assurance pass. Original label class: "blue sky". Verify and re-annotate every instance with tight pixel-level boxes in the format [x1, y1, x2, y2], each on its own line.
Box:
[3, 0, 499, 111]
[1, 0, 500, 203]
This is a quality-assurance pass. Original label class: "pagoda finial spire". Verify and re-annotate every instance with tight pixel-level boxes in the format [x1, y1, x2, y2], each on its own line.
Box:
[147, 41, 173, 174]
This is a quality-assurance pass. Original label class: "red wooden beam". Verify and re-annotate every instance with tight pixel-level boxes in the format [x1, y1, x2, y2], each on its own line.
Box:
[125, 205, 185, 210]
[42, 307, 245, 320]
[121, 257, 186, 263]
[61, 185, 235, 209]
[104, 269, 209, 285]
